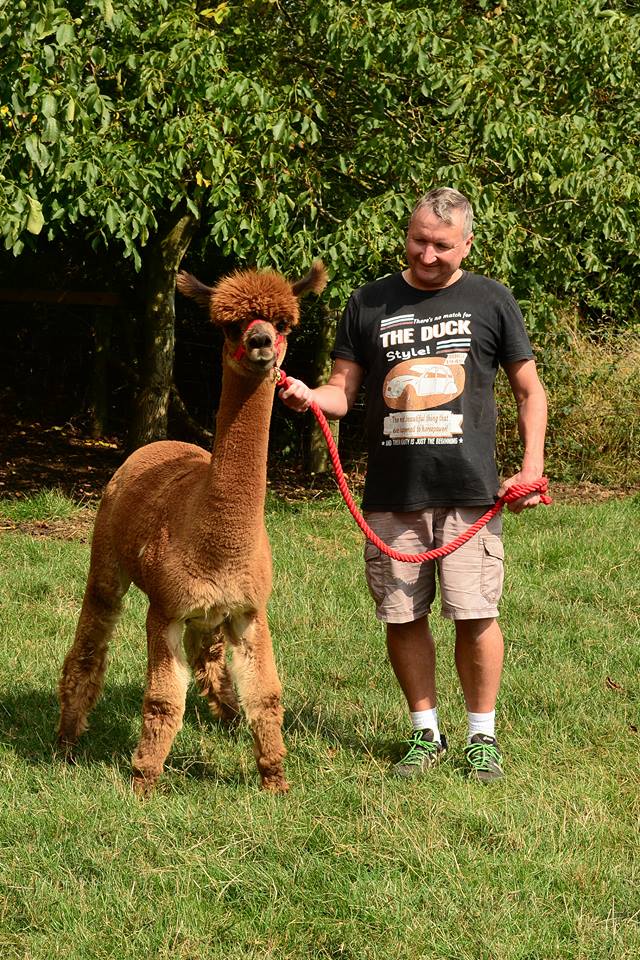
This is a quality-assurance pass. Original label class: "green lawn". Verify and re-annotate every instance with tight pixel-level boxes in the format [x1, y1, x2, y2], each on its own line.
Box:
[0, 492, 638, 959]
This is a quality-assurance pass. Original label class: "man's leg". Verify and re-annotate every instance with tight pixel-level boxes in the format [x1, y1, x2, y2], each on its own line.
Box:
[453, 616, 503, 713]
[454, 616, 505, 781]
[387, 616, 446, 776]
[362, 509, 444, 775]
[386, 615, 436, 712]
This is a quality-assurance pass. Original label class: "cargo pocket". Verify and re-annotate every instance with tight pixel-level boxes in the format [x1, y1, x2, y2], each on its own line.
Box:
[364, 541, 385, 605]
[480, 535, 504, 603]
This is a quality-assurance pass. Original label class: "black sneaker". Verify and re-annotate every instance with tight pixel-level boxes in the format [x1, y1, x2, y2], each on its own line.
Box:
[464, 733, 504, 782]
[393, 728, 447, 778]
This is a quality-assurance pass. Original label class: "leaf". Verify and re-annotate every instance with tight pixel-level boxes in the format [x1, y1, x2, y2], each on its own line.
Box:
[26, 196, 45, 235]
[42, 116, 59, 143]
[24, 135, 50, 172]
[272, 117, 287, 142]
[56, 22, 75, 46]
[105, 204, 119, 233]
[90, 46, 107, 68]
[41, 94, 57, 118]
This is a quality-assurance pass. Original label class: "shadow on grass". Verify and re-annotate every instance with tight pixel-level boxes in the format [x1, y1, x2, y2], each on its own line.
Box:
[283, 701, 395, 761]
[0, 682, 254, 786]
[0, 682, 399, 784]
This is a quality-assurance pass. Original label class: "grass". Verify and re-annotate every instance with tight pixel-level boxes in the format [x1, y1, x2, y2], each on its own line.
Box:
[0, 489, 639, 959]
[0, 487, 83, 523]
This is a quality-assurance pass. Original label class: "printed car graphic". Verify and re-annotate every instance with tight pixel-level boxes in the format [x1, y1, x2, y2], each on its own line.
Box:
[384, 364, 458, 400]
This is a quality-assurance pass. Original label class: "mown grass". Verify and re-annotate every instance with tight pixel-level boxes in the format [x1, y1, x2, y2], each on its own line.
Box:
[0, 491, 638, 959]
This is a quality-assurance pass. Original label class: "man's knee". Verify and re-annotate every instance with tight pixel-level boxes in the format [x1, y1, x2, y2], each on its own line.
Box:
[454, 617, 500, 644]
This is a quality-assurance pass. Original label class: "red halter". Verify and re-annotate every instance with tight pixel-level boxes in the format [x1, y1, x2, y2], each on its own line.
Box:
[232, 319, 285, 362]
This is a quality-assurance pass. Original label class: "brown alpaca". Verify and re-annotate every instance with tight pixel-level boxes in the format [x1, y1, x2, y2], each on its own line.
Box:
[58, 260, 327, 793]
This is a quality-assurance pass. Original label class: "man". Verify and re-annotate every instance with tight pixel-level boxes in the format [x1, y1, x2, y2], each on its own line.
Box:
[280, 187, 547, 782]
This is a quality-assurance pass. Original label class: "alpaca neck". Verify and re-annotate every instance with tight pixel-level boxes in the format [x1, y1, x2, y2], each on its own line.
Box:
[199, 360, 275, 543]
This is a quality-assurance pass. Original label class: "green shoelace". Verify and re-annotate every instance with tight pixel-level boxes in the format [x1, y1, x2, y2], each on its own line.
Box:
[464, 741, 502, 770]
[400, 735, 439, 765]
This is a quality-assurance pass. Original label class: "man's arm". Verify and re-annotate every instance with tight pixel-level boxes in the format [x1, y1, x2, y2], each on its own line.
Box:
[501, 358, 548, 513]
[279, 358, 365, 419]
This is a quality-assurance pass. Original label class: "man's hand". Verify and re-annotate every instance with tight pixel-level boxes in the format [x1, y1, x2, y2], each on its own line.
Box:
[278, 377, 313, 413]
[498, 471, 545, 513]
[278, 359, 363, 419]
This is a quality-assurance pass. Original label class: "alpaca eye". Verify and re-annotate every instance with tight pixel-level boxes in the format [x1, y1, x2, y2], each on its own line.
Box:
[275, 321, 289, 333]
[226, 322, 242, 339]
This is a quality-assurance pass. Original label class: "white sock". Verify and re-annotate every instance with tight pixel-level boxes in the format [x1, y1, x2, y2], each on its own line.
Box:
[467, 710, 496, 743]
[410, 708, 440, 743]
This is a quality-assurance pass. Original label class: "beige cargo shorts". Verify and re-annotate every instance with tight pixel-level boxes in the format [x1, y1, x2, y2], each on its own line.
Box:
[363, 507, 504, 623]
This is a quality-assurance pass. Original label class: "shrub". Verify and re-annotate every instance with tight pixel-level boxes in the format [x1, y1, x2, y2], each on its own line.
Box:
[497, 318, 640, 487]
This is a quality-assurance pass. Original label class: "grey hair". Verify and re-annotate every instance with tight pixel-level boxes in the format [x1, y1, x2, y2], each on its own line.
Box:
[409, 188, 474, 238]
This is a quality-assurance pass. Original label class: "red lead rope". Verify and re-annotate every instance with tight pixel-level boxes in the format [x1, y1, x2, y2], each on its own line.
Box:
[277, 369, 551, 563]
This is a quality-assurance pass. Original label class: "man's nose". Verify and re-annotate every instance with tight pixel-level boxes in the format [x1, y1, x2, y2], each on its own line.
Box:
[420, 243, 438, 261]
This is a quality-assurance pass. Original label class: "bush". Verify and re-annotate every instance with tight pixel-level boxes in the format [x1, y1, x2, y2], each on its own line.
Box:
[497, 318, 640, 487]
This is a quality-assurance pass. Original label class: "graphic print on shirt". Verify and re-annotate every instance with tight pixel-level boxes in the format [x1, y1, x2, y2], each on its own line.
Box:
[379, 311, 471, 445]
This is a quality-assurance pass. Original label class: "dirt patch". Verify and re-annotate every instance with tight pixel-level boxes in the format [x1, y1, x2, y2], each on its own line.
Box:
[0, 413, 123, 502]
[543, 481, 637, 504]
[0, 508, 97, 543]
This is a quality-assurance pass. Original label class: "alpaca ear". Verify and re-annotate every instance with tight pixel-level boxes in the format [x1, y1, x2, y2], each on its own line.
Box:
[291, 260, 327, 298]
[176, 271, 214, 309]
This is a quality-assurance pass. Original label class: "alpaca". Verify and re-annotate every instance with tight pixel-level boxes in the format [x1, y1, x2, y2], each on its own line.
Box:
[58, 260, 327, 793]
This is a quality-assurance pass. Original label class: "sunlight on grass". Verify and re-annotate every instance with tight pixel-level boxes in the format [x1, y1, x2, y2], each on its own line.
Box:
[0, 488, 83, 522]
[0, 496, 638, 960]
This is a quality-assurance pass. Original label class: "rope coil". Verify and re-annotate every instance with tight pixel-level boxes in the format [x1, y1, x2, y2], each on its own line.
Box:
[277, 370, 550, 563]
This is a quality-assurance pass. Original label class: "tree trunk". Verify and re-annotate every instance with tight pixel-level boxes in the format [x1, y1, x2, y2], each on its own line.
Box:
[305, 306, 339, 474]
[87, 310, 112, 438]
[127, 205, 198, 451]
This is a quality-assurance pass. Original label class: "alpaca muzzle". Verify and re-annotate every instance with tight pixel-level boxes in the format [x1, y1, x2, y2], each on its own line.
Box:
[232, 319, 285, 367]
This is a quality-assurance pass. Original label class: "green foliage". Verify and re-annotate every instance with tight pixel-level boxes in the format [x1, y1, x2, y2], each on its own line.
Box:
[1, 0, 639, 324]
[496, 319, 640, 486]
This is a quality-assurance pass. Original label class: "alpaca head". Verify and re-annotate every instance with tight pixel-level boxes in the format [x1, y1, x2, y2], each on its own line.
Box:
[177, 261, 327, 378]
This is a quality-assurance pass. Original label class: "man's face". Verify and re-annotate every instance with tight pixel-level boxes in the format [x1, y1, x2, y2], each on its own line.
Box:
[405, 207, 473, 290]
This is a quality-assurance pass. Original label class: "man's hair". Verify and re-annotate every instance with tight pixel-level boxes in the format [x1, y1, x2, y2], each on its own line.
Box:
[410, 188, 474, 238]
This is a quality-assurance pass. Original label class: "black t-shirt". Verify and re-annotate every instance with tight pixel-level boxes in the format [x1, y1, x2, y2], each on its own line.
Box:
[332, 270, 534, 510]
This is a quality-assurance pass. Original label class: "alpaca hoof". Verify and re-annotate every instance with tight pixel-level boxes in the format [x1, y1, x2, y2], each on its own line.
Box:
[56, 735, 78, 764]
[60, 747, 78, 766]
[131, 773, 158, 798]
[261, 774, 290, 794]
[208, 698, 241, 726]
[220, 707, 241, 728]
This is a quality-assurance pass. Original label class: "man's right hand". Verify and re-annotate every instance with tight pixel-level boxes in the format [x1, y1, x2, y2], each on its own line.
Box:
[278, 377, 313, 413]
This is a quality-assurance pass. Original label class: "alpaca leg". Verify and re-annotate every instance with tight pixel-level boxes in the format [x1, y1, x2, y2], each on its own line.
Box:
[184, 624, 240, 724]
[58, 556, 129, 753]
[228, 611, 288, 793]
[131, 608, 189, 795]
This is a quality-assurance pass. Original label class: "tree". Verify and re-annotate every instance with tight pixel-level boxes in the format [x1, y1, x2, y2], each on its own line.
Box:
[1, 0, 639, 446]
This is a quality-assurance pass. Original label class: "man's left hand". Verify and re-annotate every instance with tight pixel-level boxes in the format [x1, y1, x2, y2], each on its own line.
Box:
[498, 472, 545, 514]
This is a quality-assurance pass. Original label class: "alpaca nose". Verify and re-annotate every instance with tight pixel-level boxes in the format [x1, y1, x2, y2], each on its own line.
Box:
[247, 331, 273, 350]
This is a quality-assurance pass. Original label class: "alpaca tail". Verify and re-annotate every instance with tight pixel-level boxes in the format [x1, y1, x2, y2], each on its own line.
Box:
[291, 260, 327, 298]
